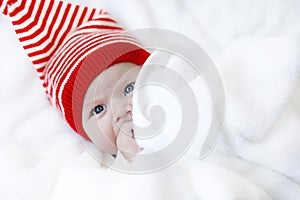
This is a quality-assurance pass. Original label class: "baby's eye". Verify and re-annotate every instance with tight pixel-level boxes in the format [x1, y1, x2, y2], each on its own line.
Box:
[124, 83, 135, 96]
[92, 105, 106, 115]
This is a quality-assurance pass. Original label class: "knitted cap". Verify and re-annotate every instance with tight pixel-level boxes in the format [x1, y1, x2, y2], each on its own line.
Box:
[1, 0, 150, 141]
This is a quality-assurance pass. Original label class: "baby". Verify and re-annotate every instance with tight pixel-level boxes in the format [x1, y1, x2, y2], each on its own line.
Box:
[1, 0, 149, 161]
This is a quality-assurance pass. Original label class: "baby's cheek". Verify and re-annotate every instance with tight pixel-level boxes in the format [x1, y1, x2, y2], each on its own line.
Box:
[98, 116, 116, 141]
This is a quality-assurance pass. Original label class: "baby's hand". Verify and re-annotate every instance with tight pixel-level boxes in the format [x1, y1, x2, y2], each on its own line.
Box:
[116, 122, 142, 162]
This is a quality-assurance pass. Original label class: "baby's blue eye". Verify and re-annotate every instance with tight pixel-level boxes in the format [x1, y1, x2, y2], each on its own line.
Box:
[124, 83, 135, 95]
[93, 105, 105, 115]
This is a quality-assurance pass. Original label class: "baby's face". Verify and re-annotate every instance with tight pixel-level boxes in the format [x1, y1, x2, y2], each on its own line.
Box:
[82, 62, 142, 158]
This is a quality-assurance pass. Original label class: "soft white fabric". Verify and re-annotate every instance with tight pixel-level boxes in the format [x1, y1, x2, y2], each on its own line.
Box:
[132, 49, 213, 155]
[0, 0, 300, 199]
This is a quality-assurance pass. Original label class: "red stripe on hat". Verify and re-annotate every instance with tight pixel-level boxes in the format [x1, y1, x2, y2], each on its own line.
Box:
[23, 1, 63, 49]
[88, 8, 95, 20]
[3, 5, 8, 15]
[14, 0, 42, 30]
[10, 0, 26, 17]
[77, 6, 87, 27]
[77, 25, 122, 31]
[30, 4, 78, 62]
[12, 0, 36, 25]
[37, 66, 45, 73]
[18, 0, 53, 39]
[7, 0, 18, 6]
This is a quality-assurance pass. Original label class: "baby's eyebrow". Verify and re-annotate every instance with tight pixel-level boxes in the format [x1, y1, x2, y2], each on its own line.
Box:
[86, 96, 106, 107]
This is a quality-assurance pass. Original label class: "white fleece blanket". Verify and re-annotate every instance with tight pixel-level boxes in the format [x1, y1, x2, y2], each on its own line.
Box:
[0, 0, 300, 199]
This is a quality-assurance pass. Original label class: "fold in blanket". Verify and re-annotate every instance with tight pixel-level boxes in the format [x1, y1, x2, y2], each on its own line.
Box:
[0, 0, 300, 199]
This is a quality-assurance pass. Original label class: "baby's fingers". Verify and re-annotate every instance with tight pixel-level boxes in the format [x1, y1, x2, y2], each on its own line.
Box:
[116, 124, 142, 162]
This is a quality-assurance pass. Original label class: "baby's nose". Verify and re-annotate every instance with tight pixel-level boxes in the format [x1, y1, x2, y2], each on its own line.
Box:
[113, 95, 133, 122]
[128, 94, 133, 113]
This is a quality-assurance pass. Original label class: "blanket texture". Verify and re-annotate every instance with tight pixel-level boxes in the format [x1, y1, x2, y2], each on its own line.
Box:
[0, 0, 299, 199]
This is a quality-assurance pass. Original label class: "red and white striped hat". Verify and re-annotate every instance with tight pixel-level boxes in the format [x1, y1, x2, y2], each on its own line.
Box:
[1, 0, 150, 141]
